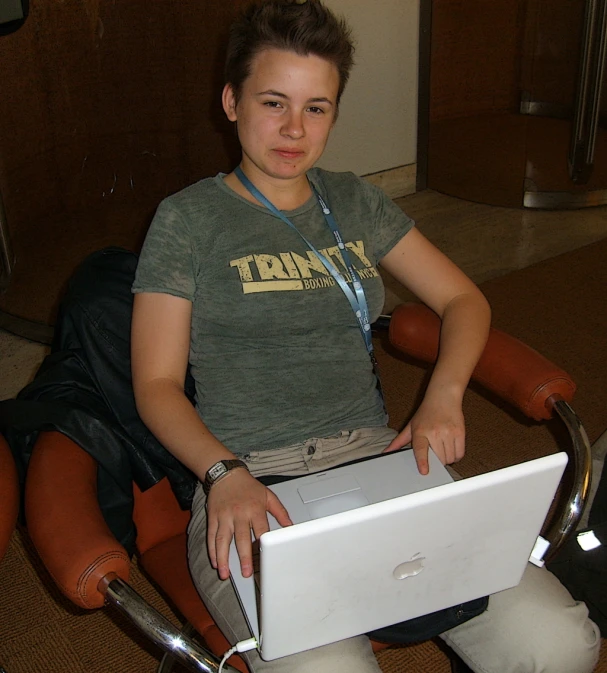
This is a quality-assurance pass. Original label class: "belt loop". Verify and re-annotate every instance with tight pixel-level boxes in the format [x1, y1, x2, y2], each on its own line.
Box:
[302, 439, 320, 465]
[311, 438, 323, 460]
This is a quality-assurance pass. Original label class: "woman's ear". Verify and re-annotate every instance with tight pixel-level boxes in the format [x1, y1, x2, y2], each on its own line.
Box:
[222, 84, 238, 122]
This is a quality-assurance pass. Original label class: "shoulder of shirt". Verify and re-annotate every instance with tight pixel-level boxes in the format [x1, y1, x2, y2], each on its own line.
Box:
[308, 167, 385, 204]
[158, 175, 221, 211]
[308, 167, 364, 190]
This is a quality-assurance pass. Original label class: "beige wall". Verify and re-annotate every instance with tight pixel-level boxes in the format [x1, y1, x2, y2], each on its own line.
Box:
[317, 0, 419, 176]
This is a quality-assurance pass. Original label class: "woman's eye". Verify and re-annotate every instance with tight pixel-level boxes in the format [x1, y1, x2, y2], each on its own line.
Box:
[264, 101, 282, 108]
[308, 107, 325, 115]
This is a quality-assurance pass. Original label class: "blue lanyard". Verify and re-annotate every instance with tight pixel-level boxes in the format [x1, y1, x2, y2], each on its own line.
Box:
[234, 166, 375, 358]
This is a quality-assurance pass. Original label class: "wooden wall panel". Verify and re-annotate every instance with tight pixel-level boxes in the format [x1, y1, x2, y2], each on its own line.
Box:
[0, 0, 247, 241]
[429, 0, 528, 121]
[0, 0, 249, 327]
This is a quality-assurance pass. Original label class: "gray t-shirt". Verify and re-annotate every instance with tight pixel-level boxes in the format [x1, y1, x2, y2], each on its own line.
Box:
[133, 168, 414, 455]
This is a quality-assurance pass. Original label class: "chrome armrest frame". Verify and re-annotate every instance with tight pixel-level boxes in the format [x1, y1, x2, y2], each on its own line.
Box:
[544, 400, 593, 561]
[104, 577, 241, 673]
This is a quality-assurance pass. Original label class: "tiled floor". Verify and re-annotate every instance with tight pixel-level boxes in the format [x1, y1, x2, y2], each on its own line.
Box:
[2, 188, 606, 401]
[0, 328, 47, 401]
[382, 189, 607, 311]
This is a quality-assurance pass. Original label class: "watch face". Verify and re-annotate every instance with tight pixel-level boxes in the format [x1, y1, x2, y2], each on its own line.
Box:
[208, 462, 228, 481]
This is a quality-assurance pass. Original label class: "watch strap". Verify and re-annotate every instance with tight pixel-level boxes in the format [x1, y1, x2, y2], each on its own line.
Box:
[203, 459, 249, 495]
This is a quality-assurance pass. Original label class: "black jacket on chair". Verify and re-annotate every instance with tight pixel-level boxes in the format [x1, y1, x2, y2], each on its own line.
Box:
[0, 247, 196, 555]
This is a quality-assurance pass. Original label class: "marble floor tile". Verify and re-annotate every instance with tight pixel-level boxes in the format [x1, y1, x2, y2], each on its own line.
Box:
[382, 190, 607, 311]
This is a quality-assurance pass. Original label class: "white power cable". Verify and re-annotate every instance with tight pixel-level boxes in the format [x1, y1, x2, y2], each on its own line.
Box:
[218, 638, 258, 673]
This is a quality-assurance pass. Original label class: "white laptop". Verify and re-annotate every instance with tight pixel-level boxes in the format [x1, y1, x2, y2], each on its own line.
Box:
[229, 448, 568, 661]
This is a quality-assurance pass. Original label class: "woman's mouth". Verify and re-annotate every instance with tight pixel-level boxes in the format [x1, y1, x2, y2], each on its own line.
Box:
[273, 148, 305, 159]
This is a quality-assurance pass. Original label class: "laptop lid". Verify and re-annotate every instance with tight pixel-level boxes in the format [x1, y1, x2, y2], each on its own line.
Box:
[229, 449, 567, 660]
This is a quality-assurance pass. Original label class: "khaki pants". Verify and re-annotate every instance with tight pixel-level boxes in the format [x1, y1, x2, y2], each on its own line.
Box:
[188, 427, 600, 673]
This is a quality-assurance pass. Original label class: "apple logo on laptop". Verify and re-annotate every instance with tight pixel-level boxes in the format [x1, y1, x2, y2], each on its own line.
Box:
[393, 553, 425, 580]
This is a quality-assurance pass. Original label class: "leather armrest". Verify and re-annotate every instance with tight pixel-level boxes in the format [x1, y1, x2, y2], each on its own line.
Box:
[0, 434, 19, 561]
[25, 431, 130, 609]
[133, 478, 191, 556]
[389, 303, 576, 421]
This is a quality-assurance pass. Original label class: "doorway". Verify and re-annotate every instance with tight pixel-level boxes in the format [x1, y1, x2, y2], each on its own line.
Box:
[419, 0, 607, 209]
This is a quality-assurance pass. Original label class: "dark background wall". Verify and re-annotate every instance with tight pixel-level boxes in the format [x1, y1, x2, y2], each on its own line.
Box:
[0, 0, 247, 329]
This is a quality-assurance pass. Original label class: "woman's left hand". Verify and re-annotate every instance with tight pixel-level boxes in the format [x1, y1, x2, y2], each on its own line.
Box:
[383, 390, 465, 475]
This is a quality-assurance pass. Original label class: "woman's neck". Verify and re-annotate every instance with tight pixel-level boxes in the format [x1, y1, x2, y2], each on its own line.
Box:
[223, 167, 313, 212]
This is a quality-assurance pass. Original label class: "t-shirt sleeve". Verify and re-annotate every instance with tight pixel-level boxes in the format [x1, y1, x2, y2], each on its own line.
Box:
[132, 199, 196, 301]
[359, 178, 415, 260]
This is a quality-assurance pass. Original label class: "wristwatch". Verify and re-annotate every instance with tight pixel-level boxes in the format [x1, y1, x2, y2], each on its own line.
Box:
[203, 459, 249, 495]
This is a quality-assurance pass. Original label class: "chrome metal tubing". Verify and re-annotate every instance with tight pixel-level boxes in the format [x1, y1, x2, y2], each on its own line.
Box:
[0, 189, 15, 290]
[569, 0, 598, 183]
[158, 622, 197, 673]
[544, 400, 593, 560]
[105, 577, 240, 673]
[568, 0, 607, 183]
[586, 0, 607, 166]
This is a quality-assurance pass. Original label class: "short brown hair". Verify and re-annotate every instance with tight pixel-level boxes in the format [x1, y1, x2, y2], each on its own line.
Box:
[225, 0, 355, 107]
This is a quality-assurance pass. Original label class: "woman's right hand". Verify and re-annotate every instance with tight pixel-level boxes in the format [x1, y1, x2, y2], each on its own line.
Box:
[206, 468, 293, 580]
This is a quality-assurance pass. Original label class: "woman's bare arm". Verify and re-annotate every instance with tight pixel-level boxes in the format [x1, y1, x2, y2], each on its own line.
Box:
[131, 292, 291, 579]
[380, 228, 491, 473]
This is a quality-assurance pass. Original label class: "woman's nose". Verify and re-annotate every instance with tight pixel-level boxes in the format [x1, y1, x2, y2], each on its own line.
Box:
[281, 110, 305, 139]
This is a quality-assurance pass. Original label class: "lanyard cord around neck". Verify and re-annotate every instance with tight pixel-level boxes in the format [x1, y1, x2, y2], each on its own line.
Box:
[234, 166, 375, 359]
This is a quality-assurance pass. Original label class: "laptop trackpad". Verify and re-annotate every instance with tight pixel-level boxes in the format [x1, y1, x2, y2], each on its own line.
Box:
[298, 475, 369, 519]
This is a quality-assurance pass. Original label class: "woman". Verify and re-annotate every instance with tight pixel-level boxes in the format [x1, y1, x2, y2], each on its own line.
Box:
[131, 1, 599, 672]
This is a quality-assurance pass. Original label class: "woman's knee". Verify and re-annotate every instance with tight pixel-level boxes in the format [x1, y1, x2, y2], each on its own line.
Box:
[509, 566, 600, 673]
[442, 565, 600, 673]
[527, 602, 600, 673]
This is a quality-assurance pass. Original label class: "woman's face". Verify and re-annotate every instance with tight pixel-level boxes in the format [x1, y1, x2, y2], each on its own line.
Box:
[223, 48, 340, 187]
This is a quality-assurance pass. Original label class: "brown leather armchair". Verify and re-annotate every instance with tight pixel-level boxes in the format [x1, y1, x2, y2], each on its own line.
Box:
[23, 303, 592, 673]
[0, 434, 19, 564]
